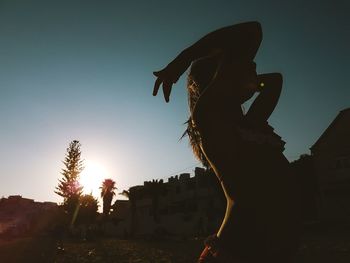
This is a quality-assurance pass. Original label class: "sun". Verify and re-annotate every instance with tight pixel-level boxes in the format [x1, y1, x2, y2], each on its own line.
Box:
[80, 161, 108, 197]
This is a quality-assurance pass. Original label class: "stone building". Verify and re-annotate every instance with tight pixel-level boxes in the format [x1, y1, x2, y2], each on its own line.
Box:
[310, 108, 350, 221]
[116, 167, 225, 238]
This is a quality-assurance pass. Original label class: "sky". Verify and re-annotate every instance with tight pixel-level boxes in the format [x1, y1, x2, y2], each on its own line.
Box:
[0, 0, 349, 205]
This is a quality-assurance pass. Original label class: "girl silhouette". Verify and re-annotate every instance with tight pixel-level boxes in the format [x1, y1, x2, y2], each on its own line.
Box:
[153, 22, 300, 263]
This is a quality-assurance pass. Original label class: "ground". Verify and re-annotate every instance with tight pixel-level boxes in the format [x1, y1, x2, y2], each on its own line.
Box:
[1, 232, 350, 262]
[0, 237, 202, 263]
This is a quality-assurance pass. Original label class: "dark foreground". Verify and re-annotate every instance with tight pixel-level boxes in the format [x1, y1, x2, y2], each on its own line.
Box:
[1, 232, 350, 263]
[1, 237, 202, 263]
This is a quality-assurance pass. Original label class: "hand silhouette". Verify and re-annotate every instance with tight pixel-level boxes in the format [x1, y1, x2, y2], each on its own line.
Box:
[153, 55, 191, 102]
[153, 70, 174, 103]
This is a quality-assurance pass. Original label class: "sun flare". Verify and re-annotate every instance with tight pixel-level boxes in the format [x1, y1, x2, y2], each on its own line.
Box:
[80, 161, 108, 197]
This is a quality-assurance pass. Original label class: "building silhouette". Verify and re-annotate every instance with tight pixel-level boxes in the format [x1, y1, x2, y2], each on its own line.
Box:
[310, 108, 350, 221]
[0, 195, 57, 236]
[111, 167, 225, 238]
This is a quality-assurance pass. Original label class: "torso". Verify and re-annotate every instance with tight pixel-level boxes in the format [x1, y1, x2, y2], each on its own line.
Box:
[191, 70, 300, 262]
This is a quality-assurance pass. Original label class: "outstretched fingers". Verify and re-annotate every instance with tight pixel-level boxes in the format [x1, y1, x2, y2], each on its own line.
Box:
[153, 77, 162, 96]
[153, 69, 174, 102]
[162, 81, 172, 103]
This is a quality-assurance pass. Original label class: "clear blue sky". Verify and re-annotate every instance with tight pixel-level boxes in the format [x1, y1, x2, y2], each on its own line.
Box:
[0, 0, 349, 204]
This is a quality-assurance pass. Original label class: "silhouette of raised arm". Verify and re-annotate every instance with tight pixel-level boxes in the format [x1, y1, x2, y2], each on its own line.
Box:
[153, 21, 262, 102]
[246, 73, 283, 124]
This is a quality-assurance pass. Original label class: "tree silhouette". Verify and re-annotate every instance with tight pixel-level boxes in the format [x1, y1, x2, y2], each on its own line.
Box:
[119, 190, 130, 199]
[55, 140, 84, 221]
[77, 194, 99, 224]
[100, 178, 117, 216]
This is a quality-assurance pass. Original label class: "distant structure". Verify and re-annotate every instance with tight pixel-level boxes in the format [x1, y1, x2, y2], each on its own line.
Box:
[310, 108, 350, 221]
[290, 154, 320, 223]
[0, 195, 58, 236]
[111, 167, 225, 238]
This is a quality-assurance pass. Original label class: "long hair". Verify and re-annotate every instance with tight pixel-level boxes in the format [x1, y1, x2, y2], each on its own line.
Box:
[182, 56, 219, 168]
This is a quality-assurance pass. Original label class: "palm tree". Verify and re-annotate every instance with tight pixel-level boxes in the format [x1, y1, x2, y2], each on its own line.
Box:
[100, 179, 117, 216]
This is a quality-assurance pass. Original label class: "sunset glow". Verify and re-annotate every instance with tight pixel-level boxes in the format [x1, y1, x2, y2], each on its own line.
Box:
[80, 161, 108, 197]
